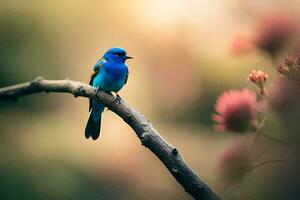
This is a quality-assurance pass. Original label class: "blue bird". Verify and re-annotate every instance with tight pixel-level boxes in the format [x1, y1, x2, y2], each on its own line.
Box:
[85, 47, 132, 140]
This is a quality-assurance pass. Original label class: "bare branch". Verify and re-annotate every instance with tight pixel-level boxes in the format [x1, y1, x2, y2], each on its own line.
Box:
[0, 77, 222, 200]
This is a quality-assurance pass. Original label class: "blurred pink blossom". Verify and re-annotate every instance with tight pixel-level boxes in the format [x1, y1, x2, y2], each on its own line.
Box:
[253, 14, 297, 56]
[232, 14, 298, 56]
[218, 140, 251, 185]
[213, 89, 258, 132]
[230, 35, 253, 55]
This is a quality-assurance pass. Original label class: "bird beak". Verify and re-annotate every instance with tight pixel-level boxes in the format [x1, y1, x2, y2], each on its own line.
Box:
[125, 55, 133, 59]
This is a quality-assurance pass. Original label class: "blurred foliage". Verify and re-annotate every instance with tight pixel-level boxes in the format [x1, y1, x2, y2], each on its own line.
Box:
[0, 10, 61, 112]
[159, 78, 229, 128]
[0, 160, 129, 200]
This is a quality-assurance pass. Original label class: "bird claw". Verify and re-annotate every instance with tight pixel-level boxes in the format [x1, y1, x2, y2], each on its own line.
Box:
[95, 87, 101, 93]
[112, 94, 122, 104]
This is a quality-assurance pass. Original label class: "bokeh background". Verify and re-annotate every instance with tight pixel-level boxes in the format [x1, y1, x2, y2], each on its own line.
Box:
[0, 0, 299, 199]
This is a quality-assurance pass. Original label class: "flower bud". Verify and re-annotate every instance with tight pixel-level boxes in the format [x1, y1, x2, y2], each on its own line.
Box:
[248, 70, 268, 95]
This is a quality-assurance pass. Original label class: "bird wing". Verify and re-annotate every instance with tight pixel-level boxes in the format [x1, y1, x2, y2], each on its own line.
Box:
[89, 58, 106, 111]
[93, 57, 106, 71]
[124, 70, 129, 84]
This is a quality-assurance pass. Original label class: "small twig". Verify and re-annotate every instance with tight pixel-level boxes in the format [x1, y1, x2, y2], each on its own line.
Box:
[261, 130, 290, 146]
[248, 113, 269, 153]
[0, 77, 221, 200]
[250, 149, 267, 162]
[239, 158, 291, 186]
[250, 158, 291, 171]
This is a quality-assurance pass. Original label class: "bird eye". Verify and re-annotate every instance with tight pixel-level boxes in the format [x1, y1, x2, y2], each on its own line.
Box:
[114, 52, 126, 57]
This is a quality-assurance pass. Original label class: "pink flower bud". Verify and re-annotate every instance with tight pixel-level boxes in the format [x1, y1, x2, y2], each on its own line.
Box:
[248, 70, 268, 89]
[277, 57, 300, 78]
[248, 70, 269, 95]
[277, 64, 290, 76]
[285, 57, 294, 66]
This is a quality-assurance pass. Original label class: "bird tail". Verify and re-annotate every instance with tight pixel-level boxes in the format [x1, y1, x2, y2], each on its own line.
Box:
[85, 104, 104, 140]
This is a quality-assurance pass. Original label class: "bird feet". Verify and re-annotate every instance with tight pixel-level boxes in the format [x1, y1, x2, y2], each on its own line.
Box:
[95, 87, 101, 93]
[112, 94, 122, 104]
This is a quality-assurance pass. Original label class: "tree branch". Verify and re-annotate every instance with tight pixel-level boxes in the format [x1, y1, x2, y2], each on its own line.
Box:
[0, 77, 222, 200]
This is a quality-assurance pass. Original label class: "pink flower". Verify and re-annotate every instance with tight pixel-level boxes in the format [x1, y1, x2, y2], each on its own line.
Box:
[253, 15, 297, 56]
[218, 140, 251, 185]
[230, 35, 253, 55]
[213, 89, 258, 133]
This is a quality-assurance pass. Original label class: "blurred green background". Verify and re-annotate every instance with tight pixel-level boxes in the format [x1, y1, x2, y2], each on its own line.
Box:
[0, 0, 298, 199]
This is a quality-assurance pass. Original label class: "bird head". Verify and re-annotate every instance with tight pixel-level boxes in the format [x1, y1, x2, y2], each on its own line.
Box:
[103, 47, 133, 64]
